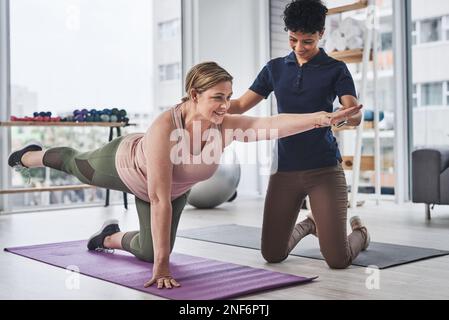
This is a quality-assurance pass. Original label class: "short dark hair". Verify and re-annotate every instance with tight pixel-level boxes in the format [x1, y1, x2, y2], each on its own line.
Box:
[283, 0, 328, 34]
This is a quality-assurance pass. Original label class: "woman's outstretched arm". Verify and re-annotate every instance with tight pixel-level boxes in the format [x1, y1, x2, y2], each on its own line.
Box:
[142, 111, 179, 289]
[221, 106, 362, 144]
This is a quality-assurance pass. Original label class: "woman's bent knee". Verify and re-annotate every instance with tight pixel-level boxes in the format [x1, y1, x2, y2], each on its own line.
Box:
[138, 252, 154, 263]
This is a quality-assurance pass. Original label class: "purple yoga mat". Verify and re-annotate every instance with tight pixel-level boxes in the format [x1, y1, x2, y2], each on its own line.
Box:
[5, 240, 316, 300]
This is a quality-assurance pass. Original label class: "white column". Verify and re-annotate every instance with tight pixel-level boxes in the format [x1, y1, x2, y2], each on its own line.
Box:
[393, 0, 412, 204]
[181, 0, 200, 74]
[0, 0, 11, 213]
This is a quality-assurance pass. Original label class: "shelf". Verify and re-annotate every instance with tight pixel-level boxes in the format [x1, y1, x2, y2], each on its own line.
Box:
[0, 184, 95, 195]
[342, 155, 375, 171]
[327, 0, 368, 16]
[328, 49, 373, 64]
[0, 121, 135, 127]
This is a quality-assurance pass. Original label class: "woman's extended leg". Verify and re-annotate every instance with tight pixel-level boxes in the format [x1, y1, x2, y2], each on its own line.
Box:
[19, 137, 132, 193]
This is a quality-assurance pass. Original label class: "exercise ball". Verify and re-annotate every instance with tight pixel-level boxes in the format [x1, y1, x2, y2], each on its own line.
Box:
[187, 152, 241, 209]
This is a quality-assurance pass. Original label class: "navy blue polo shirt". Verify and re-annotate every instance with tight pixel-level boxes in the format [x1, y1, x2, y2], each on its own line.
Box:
[250, 48, 357, 172]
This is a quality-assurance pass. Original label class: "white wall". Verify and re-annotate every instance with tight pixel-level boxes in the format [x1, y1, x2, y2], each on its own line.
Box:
[183, 0, 271, 196]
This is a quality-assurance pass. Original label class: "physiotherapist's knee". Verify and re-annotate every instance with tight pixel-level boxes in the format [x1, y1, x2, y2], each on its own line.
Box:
[261, 247, 288, 264]
[324, 255, 351, 270]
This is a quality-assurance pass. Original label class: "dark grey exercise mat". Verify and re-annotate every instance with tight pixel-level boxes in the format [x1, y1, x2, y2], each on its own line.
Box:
[177, 224, 449, 269]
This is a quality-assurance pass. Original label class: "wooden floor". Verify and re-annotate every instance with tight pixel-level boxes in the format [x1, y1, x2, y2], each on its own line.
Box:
[1, 195, 449, 300]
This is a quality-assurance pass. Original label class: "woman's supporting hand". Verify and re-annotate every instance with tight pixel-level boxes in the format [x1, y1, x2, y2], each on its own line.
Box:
[144, 262, 181, 289]
[315, 105, 363, 128]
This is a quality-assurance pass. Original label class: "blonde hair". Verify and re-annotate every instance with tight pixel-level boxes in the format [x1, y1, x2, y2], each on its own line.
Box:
[182, 62, 233, 102]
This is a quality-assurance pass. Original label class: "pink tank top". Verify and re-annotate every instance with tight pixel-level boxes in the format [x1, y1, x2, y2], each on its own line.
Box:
[115, 105, 222, 202]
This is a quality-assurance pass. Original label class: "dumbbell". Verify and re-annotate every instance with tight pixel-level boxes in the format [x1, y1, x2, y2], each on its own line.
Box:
[100, 114, 110, 122]
[74, 114, 85, 122]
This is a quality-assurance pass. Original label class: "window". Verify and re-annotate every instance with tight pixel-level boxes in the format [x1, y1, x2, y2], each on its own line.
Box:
[158, 63, 181, 81]
[411, 5, 449, 156]
[444, 16, 449, 41]
[412, 22, 418, 45]
[420, 18, 442, 43]
[412, 84, 419, 108]
[446, 81, 449, 106]
[158, 18, 180, 41]
[6, 0, 182, 212]
[381, 32, 393, 51]
[421, 82, 443, 106]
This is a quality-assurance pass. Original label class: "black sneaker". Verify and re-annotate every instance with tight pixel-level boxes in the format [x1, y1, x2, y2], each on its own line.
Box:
[8, 143, 43, 168]
[87, 219, 121, 252]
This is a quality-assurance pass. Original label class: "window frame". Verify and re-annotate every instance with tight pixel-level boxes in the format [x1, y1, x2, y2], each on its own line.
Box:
[0, 0, 11, 212]
[445, 81, 449, 106]
[2, 0, 184, 213]
[412, 84, 419, 108]
[412, 21, 419, 45]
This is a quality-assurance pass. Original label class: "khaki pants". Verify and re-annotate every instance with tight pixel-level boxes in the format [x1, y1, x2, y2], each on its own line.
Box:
[261, 164, 365, 269]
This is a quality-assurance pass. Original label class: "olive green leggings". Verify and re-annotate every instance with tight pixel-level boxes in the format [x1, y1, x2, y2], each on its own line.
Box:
[42, 136, 189, 262]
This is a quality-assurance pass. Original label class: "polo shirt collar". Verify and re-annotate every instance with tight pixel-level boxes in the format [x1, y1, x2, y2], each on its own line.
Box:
[284, 48, 329, 67]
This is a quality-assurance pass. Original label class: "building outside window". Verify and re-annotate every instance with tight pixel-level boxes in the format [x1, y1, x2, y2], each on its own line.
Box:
[419, 18, 442, 43]
[158, 63, 181, 82]
[443, 15, 449, 41]
[445, 81, 449, 106]
[412, 21, 418, 45]
[421, 82, 443, 106]
[412, 0, 449, 148]
[158, 18, 180, 41]
[412, 84, 418, 108]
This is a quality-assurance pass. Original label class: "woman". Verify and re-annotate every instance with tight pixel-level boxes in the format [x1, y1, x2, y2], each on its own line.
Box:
[8, 62, 361, 289]
[228, 0, 370, 269]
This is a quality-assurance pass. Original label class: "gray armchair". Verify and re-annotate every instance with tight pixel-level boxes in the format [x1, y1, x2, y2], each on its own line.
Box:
[412, 147, 449, 220]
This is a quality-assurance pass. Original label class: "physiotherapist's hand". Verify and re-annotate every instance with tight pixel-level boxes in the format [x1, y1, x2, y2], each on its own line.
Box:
[144, 262, 181, 289]
[332, 105, 364, 127]
[314, 105, 362, 128]
[331, 105, 363, 127]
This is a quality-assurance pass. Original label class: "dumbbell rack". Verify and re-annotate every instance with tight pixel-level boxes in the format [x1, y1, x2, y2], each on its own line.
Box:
[0, 121, 136, 210]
